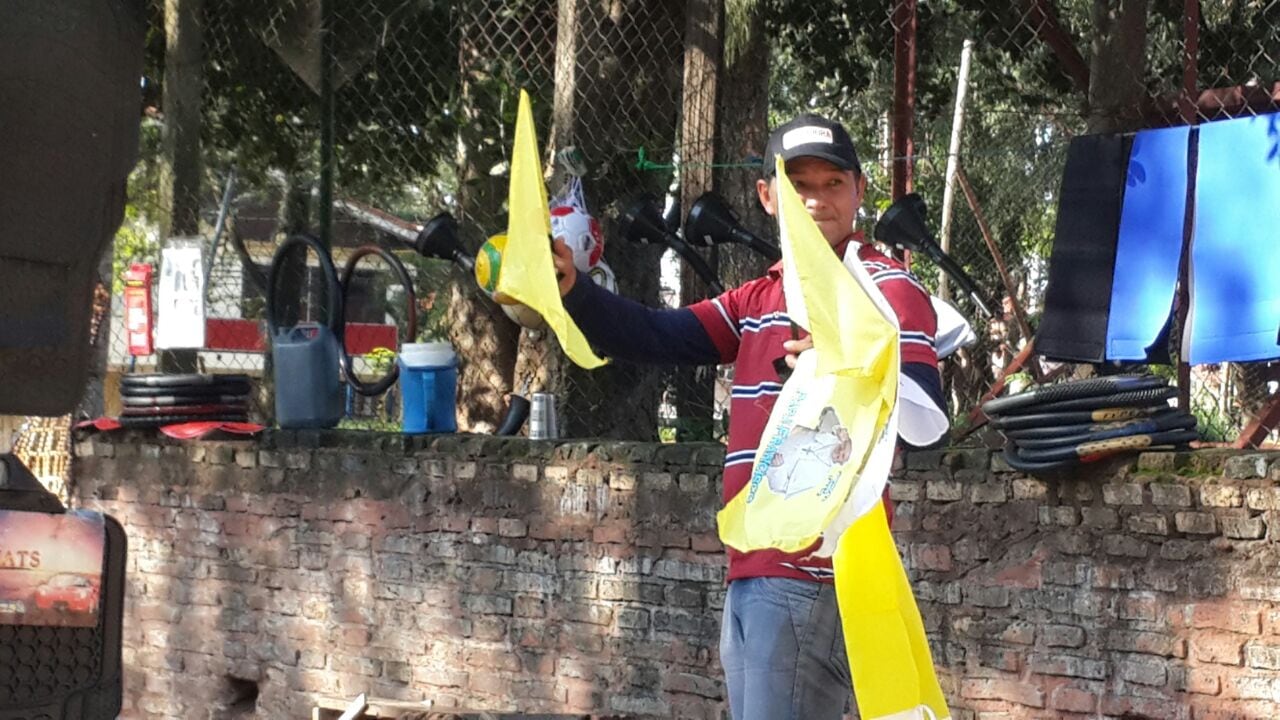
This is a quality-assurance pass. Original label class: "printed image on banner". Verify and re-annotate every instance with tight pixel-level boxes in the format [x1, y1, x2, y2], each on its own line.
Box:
[0, 509, 105, 628]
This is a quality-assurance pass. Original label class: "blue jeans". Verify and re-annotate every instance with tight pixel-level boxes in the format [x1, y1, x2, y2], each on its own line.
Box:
[719, 577, 852, 720]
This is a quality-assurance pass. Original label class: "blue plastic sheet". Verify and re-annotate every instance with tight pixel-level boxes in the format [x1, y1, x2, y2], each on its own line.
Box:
[1188, 113, 1280, 363]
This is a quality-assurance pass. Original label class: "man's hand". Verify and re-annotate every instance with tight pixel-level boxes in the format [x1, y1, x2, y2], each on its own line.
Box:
[830, 427, 852, 464]
[782, 336, 813, 369]
[552, 238, 577, 297]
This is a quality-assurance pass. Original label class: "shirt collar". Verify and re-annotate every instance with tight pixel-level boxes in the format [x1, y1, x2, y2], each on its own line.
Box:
[767, 230, 865, 277]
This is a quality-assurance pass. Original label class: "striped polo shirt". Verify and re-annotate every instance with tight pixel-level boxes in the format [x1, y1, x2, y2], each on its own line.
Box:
[686, 232, 939, 582]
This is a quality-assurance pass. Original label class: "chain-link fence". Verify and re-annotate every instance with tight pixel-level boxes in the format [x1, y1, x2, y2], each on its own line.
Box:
[53, 0, 1273, 448]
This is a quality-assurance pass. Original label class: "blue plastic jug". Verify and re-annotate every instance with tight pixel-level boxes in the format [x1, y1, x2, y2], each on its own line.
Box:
[272, 324, 344, 428]
[398, 342, 457, 434]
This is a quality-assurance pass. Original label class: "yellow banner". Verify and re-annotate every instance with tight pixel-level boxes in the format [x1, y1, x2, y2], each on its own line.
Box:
[495, 90, 607, 369]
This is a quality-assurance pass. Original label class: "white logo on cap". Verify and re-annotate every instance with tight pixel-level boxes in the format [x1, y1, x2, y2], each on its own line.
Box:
[782, 126, 834, 149]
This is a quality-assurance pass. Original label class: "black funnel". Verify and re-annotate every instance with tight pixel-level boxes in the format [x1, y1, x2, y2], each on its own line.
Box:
[414, 212, 475, 272]
[874, 193, 934, 257]
[618, 194, 673, 247]
[620, 195, 724, 294]
[875, 193, 993, 318]
[685, 192, 781, 262]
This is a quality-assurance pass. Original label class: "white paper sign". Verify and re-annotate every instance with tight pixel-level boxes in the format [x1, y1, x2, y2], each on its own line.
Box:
[154, 243, 206, 349]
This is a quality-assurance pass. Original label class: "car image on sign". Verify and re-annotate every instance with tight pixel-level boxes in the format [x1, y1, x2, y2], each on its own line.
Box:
[31, 573, 100, 615]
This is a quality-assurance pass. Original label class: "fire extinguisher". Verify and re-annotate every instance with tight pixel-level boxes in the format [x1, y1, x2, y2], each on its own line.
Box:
[122, 262, 153, 356]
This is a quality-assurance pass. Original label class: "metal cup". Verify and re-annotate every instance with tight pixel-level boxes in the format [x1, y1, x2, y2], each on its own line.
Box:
[528, 392, 559, 439]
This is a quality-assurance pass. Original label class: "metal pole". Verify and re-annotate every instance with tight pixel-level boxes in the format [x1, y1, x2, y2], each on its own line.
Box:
[890, 0, 918, 202]
[1176, 0, 1199, 419]
[938, 38, 974, 302]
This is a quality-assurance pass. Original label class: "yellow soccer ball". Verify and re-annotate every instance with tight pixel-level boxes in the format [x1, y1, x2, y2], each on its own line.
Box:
[475, 234, 518, 305]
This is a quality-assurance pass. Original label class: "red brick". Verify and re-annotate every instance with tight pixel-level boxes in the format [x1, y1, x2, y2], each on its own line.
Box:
[470, 517, 499, 534]
[1100, 696, 1188, 720]
[591, 523, 628, 544]
[1192, 632, 1246, 666]
[914, 544, 953, 572]
[1120, 594, 1160, 622]
[1186, 602, 1263, 635]
[690, 532, 722, 553]
[960, 678, 1045, 708]
[1191, 700, 1280, 720]
[563, 678, 600, 710]
[1050, 685, 1098, 713]
[1186, 667, 1221, 696]
[463, 647, 522, 672]
[340, 625, 370, 648]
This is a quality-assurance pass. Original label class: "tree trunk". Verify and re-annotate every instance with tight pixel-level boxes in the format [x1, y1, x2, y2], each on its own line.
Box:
[714, 0, 771, 289]
[158, 0, 205, 374]
[509, 0, 581, 430]
[1087, 0, 1150, 133]
[672, 0, 723, 441]
[450, 25, 522, 433]
[541, 0, 686, 441]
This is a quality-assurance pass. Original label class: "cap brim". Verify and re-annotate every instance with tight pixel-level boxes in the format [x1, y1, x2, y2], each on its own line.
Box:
[766, 150, 858, 176]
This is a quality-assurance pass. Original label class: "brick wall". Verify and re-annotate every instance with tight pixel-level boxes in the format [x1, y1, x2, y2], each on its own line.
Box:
[70, 433, 1280, 719]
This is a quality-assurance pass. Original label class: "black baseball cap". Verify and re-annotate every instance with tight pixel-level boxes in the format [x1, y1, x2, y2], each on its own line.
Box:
[763, 113, 862, 177]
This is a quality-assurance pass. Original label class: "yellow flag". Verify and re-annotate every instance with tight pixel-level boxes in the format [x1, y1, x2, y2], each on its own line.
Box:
[495, 90, 607, 369]
[716, 155, 897, 553]
[836, 503, 951, 720]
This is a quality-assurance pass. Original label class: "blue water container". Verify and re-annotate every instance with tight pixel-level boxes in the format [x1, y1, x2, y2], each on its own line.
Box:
[398, 342, 458, 434]
[272, 323, 343, 428]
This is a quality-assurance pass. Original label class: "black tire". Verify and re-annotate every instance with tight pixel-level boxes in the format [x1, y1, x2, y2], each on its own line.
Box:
[996, 386, 1177, 416]
[1016, 429, 1200, 463]
[982, 374, 1167, 416]
[989, 406, 1162, 431]
[120, 381, 250, 398]
[1009, 412, 1197, 449]
[120, 394, 250, 408]
[120, 373, 250, 388]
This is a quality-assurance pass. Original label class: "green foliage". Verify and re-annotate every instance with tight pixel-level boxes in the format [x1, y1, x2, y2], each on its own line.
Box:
[112, 118, 166, 293]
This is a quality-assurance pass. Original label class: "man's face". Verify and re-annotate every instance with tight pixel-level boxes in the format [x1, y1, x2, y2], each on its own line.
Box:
[757, 156, 866, 247]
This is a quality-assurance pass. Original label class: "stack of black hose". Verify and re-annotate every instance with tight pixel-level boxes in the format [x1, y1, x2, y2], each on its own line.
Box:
[118, 373, 251, 428]
[981, 374, 1199, 475]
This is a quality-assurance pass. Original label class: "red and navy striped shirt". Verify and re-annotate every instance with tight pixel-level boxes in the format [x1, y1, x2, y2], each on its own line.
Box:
[563, 232, 940, 583]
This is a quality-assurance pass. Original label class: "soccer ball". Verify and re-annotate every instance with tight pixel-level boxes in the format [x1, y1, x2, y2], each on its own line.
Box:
[550, 204, 604, 273]
[500, 301, 546, 330]
[474, 234, 518, 305]
[587, 260, 617, 294]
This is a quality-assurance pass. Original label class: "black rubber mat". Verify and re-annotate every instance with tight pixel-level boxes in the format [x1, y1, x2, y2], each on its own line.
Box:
[1034, 132, 1133, 363]
[120, 403, 248, 417]
[116, 414, 249, 428]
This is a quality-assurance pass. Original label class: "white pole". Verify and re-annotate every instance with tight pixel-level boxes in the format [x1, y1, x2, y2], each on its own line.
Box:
[939, 38, 974, 301]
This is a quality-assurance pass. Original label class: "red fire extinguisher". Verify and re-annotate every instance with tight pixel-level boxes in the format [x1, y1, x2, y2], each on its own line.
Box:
[122, 263, 153, 356]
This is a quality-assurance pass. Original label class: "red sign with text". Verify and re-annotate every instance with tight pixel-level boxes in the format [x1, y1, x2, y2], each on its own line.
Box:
[123, 262, 153, 356]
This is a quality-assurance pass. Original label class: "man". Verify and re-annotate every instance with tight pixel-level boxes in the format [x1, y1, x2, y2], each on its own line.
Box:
[552, 113, 945, 720]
